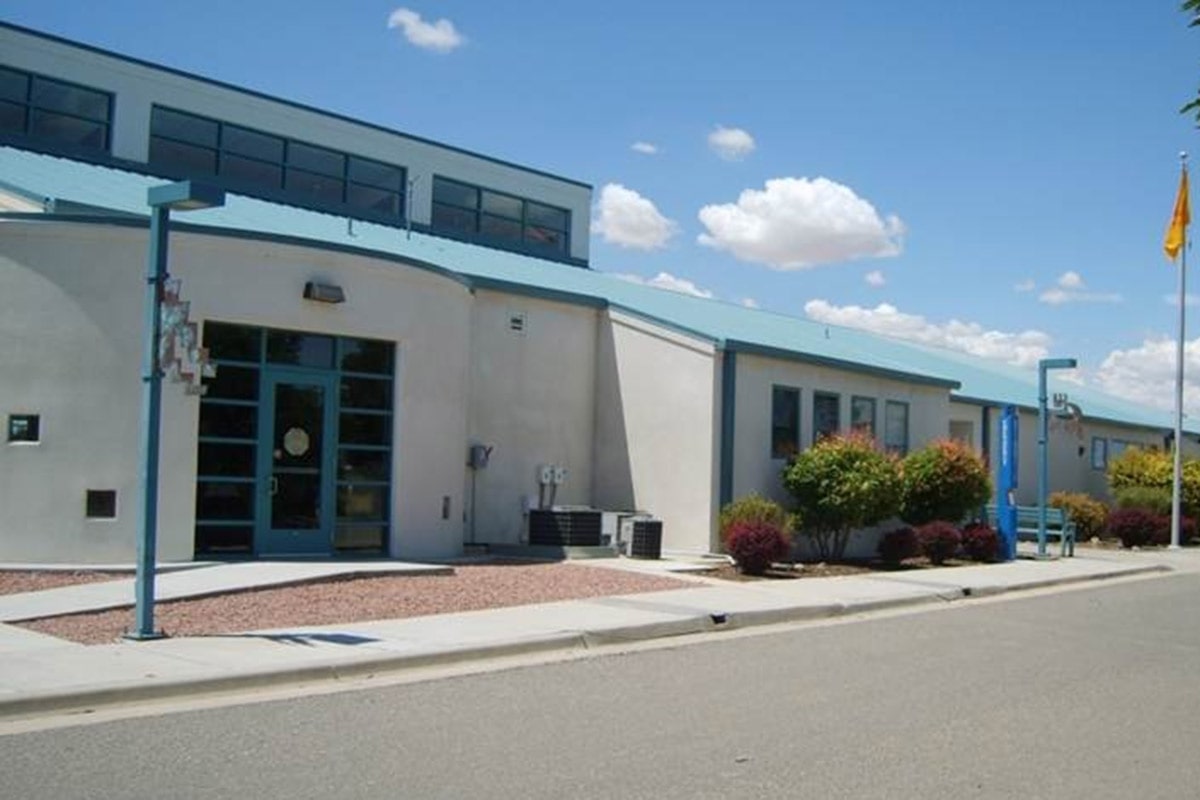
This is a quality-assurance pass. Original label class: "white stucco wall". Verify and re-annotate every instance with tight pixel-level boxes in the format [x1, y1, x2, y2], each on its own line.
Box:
[0, 219, 472, 562]
[731, 353, 953, 506]
[947, 401, 986, 453]
[466, 291, 598, 545]
[1, 25, 592, 262]
[730, 354, 953, 559]
[593, 312, 720, 554]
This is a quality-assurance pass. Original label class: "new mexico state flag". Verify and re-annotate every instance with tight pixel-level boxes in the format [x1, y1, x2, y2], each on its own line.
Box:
[1165, 168, 1190, 261]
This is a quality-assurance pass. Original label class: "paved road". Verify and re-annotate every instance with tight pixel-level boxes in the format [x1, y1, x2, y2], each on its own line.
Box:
[3, 573, 1199, 799]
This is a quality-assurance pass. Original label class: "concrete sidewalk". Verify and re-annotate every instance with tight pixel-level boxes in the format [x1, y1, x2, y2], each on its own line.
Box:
[0, 549, 1182, 720]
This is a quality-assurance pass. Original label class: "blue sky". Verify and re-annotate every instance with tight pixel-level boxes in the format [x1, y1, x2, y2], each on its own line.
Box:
[5, 1, 1200, 412]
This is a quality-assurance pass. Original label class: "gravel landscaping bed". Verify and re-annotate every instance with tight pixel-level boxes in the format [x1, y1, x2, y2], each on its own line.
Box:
[18, 562, 690, 645]
[0, 570, 128, 596]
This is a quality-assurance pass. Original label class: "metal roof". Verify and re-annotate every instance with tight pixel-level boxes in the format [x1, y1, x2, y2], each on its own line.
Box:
[0, 146, 1188, 434]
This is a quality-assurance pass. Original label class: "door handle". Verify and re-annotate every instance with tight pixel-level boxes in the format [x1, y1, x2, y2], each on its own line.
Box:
[269, 476, 279, 496]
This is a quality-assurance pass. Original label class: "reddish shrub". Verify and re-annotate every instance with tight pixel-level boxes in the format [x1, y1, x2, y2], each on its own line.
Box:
[1149, 515, 1196, 546]
[961, 522, 999, 562]
[726, 520, 791, 575]
[877, 527, 920, 565]
[917, 521, 961, 565]
[1107, 508, 1160, 548]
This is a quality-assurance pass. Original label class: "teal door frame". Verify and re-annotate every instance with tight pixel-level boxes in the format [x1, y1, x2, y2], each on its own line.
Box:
[255, 367, 339, 556]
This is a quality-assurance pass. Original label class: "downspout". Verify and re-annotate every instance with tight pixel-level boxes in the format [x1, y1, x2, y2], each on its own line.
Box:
[719, 349, 737, 508]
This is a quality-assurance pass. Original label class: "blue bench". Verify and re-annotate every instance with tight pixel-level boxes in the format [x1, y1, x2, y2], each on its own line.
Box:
[983, 504, 1076, 557]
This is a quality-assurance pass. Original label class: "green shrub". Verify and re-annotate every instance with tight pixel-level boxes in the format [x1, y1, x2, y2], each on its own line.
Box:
[1048, 492, 1109, 540]
[1107, 446, 1170, 492]
[1106, 446, 1200, 517]
[1113, 486, 1172, 516]
[782, 433, 901, 561]
[900, 439, 992, 525]
[718, 493, 796, 549]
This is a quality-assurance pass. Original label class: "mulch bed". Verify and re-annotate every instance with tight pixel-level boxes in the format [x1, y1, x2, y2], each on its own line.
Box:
[702, 558, 973, 582]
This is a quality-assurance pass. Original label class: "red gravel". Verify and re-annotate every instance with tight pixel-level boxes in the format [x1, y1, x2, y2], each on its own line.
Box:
[0, 570, 129, 596]
[18, 562, 691, 645]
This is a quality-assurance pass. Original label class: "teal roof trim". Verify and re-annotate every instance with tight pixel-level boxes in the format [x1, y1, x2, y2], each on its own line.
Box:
[726, 340, 960, 389]
[1, 146, 1192, 434]
[468, 276, 607, 310]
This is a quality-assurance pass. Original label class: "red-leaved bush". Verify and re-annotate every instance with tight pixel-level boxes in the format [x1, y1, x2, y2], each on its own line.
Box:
[916, 521, 961, 565]
[877, 527, 920, 566]
[1149, 515, 1196, 546]
[1107, 508, 1159, 548]
[961, 522, 999, 562]
[725, 520, 790, 575]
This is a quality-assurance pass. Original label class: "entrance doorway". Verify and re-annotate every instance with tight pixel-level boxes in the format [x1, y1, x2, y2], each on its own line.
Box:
[257, 370, 336, 555]
[194, 322, 395, 558]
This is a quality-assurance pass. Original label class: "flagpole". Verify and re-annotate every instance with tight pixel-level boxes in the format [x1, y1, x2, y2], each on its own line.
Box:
[1171, 151, 1188, 550]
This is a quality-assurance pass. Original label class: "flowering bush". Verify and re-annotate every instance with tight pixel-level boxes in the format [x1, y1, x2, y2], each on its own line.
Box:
[961, 522, 1000, 562]
[900, 440, 992, 525]
[725, 520, 791, 575]
[916, 521, 961, 565]
[782, 433, 901, 561]
[1106, 508, 1159, 549]
[1048, 492, 1108, 540]
[877, 527, 920, 566]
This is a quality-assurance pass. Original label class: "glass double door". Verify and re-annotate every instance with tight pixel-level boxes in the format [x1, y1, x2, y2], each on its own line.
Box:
[256, 369, 338, 556]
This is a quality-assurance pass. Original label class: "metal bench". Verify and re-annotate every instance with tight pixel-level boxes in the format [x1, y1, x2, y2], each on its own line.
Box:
[984, 503, 1076, 557]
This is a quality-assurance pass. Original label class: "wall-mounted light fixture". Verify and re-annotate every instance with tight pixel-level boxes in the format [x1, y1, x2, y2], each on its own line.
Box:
[303, 281, 346, 304]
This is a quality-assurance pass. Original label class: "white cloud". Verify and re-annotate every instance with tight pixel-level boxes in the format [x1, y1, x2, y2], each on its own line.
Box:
[865, 270, 886, 287]
[1014, 279, 1036, 292]
[614, 271, 713, 299]
[707, 126, 756, 161]
[1037, 271, 1122, 305]
[631, 141, 658, 155]
[741, 297, 760, 309]
[592, 183, 677, 250]
[697, 177, 905, 269]
[387, 8, 465, 53]
[803, 299, 1052, 368]
[1095, 336, 1200, 417]
[1057, 270, 1084, 289]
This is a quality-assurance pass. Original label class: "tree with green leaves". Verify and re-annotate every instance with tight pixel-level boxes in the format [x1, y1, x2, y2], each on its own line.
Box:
[1183, 1, 1200, 122]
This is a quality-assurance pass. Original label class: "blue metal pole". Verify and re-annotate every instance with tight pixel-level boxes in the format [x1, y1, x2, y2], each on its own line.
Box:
[1037, 362, 1049, 558]
[131, 205, 170, 640]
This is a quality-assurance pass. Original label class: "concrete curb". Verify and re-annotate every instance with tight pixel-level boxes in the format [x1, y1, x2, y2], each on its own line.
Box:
[0, 562, 1174, 721]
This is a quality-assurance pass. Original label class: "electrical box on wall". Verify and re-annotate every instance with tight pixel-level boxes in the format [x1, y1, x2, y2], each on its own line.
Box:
[468, 444, 493, 469]
[552, 466, 568, 485]
[537, 464, 554, 485]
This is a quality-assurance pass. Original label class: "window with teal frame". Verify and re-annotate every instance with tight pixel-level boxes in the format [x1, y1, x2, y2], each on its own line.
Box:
[431, 175, 570, 256]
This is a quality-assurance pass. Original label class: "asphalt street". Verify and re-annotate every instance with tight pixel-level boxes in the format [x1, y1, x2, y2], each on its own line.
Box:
[3, 573, 1199, 799]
